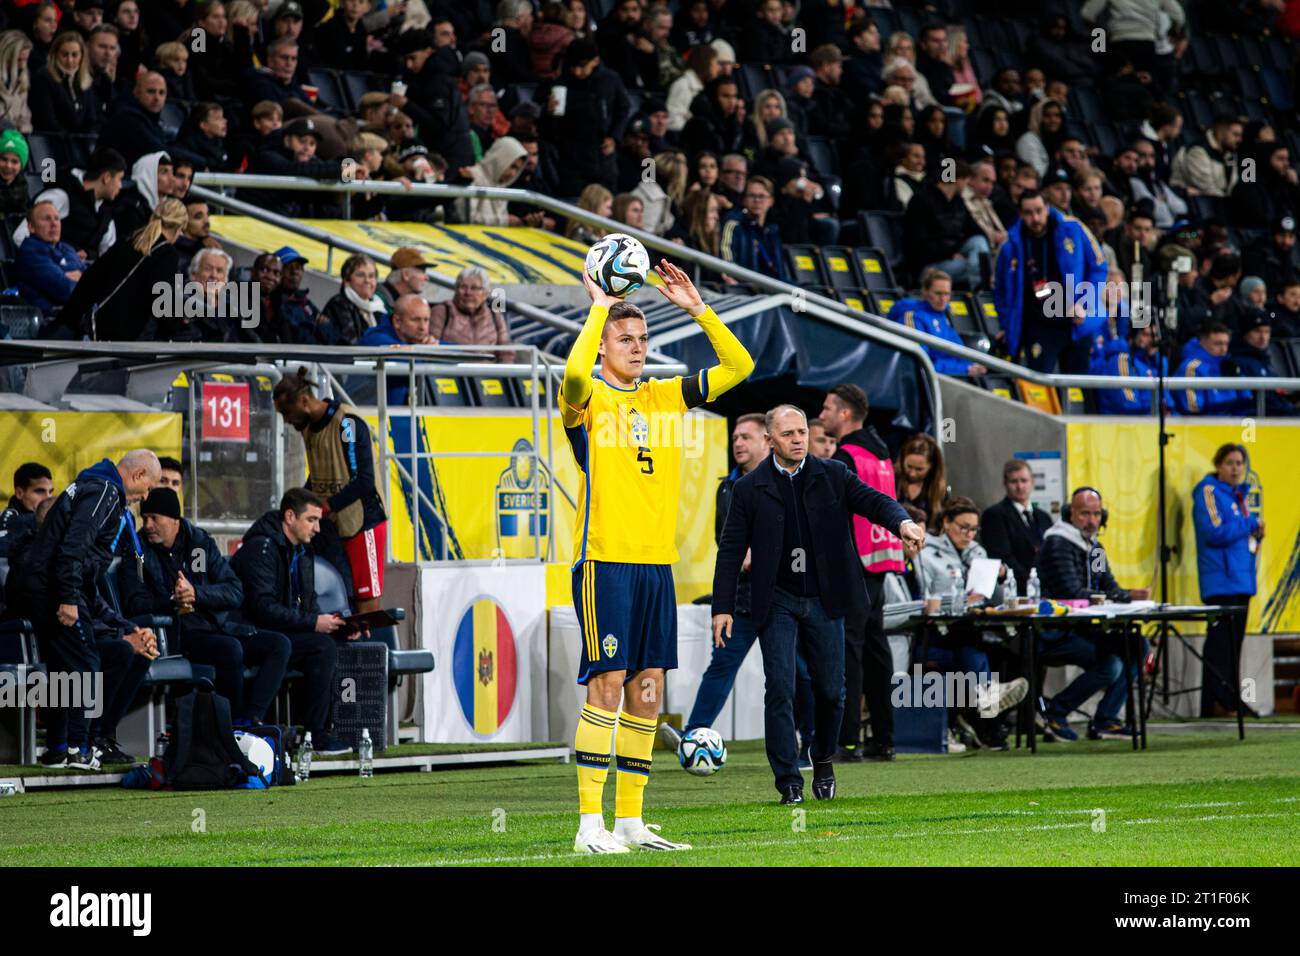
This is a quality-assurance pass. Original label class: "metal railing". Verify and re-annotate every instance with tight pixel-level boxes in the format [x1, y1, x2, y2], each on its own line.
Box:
[191, 172, 1300, 412]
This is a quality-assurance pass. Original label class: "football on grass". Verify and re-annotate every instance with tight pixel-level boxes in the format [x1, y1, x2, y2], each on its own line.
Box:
[585, 233, 650, 298]
[677, 727, 728, 776]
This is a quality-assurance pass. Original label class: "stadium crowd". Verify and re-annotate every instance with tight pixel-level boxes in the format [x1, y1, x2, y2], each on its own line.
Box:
[0, 0, 1297, 410]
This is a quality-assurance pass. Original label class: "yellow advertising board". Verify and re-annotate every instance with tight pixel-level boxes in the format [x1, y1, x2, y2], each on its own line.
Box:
[1066, 420, 1300, 633]
[212, 217, 590, 287]
[369, 409, 726, 606]
[0, 412, 182, 490]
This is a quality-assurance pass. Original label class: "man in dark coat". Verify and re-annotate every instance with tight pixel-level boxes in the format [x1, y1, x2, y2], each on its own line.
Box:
[0, 462, 53, 558]
[391, 29, 474, 171]
[229, 488, 355, 754]
[243, 117, 343, 217]
[97, 72, 169, 167]
[713, 406, 923, 804]
[118, 488, 293, 726]
[979, 459, 1054, 595]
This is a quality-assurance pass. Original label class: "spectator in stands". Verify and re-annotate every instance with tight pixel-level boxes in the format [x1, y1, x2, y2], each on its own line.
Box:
[1171, 114, 1242, 198]
[1174, 321, 1253, 415]
[1247, 215, 1300, 294]
[715, 151, 747, 208]
[840, 17, 883, 105]
[245, 117, 344, 217]
[818, 383, 905, 762]
[1071, 168, 1105, 220]
[614, 115, 652, 192]
[742, 88, 786, 159]
[1027, 13, 1097, 88]
[980, 67, 1025, 121]
[109, 149, 178, 242]
[120, 486, 292, 727]
[969, 106, 1014, 161]
[452, 135, 528, 226]
[177, 102, 231, 173]
[85, 23, 120, 110]
[16, 200, 86, 317]
[667, 187, 721, 263]
[894, 432, 948, 531]
[740, 0, 790, 66]
[980, 459, 1052, 596]
[359, 293, 433, 404]
[230, 487, 354, 756]
[1180, 250, 1242, 342]
[0, 462, 53, 558]
[884, 32, 937, 108]
[0, 30, 34, 134]
[915, 22, 955, 108]
[565, 183, 613, 245]
[111, 0, 145, 79]
[1015, 99, 1064, 178]
[29, 30, 101, 133]
[913, 105, 953, 175]
[612, 192, 645, 230]
[1193, 443, 1264, 718]
[946, 25, 982, 110]
[631, 149, 685, 236]
[97, 70, 168, 167]
[153, 40, 194, 103]
[269, 244, 321, 336]
[963, 158, 1007, 252]
[1269, 279, 1300, 338]
[229, 100, 283, 171]
[156, 456, 182, 498]
[487, 0, 537, 87]
[918, 498, 1027, 749]
[173, 197, 220, 278]
[1037, 486, 1147, 741]
[887, 269, 988, 377]
[56, 196, 186, 340]
[1221, 275, 1268, 335]
[1230, 142, 1299, 229]
[667, 43, 716, 133]
[23, 3, 58, 74]
[888, 141, 927, 210]
[1090, 324, 1165, 414]
[1128, 138, 1187, 228]
[429, 266, 514, 362]
[18, 450, 162, 768]
[529, 2, 575, 80]
[318, 253, 385, 345]
[539, 37, 626, 195]
[1082, 0, 1184, 88]
[374, 246, 430, 313]
[720, 174, 784, 281]
[807, 43, 852, 143]
[783, 65, 815, 134]
[13, 146, 123, 261]
[71, 0, 103, 36]
[312, 0, 374, 71]
[243, 37, 313, 111]
[1040, 165, 1072, 214]
[671, 0, 714, 50]
[1137, 101, 1181, 179]
[1231, 309, 1296, 416]
[680, 74, 744, 162]
[994, 189, 1109, 373]
[903, 161, 988, 290]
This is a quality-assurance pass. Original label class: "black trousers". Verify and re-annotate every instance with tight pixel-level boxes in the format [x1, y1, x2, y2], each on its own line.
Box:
[1201, 594, 1251, 716]
[1021, 321, 1093, 375]
[839, 572, 894, 749]
[179, 628, 292, 723]
[37, 608, 150, 749]
[282, 631, 339, 735]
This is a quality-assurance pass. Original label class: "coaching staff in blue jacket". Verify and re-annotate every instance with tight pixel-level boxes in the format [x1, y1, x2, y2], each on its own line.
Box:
[1192, 444, 1263, 717]
[712, 405, 924, 804]
[993, 190, 1108, 374]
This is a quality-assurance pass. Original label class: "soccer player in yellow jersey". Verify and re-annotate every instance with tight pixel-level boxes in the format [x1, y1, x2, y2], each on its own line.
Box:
[564, 259, 754, 853]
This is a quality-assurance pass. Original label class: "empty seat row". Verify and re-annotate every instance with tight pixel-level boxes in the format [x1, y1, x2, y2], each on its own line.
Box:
[785, 244, 895, 291]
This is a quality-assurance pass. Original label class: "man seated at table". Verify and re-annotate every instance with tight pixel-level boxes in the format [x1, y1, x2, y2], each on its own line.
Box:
[1036, 486, 1151, 742]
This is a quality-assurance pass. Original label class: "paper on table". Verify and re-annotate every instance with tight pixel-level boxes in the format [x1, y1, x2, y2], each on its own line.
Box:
[966, 558, 1001, 599]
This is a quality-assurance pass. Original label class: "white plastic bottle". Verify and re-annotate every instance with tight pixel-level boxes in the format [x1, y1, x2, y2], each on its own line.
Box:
[1026, 568, 1041, 606]
[359, 728, 374, 779]
[296, 731, 314, 783]
[1003, 568, 1017, 608]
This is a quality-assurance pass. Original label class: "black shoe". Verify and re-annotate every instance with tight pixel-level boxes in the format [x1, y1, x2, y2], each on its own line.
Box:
[38, 747, 69, 768]
[832, 746, 864, 763]
[811, 761, 836, 801]
[779, 784, 804, 805]
[95, 737, 137, 764]
[313, 732, 353, 756]
[864, 741, 896, 762]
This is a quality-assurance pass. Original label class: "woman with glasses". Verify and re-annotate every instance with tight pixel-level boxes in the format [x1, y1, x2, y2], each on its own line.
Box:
[917, 497, 1027, 750]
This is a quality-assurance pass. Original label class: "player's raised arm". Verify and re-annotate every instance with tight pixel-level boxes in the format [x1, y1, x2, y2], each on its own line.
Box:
[653, 260, 754, 404]
[563, 268, 622, 415]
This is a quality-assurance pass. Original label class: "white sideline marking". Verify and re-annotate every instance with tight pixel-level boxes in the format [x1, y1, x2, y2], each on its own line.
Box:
[421, 808, 1300, 866]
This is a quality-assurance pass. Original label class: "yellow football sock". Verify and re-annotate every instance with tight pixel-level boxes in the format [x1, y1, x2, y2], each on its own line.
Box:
[614, 710, 657, 820]
[575, 703, 617, 815]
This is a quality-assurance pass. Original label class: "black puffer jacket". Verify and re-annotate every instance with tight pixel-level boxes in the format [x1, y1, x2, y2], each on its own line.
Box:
[1037, 521, 1130, 602]
[119, 519, 246, 635]
[19, 459, 128, 613]
[230, 510, 320, 634]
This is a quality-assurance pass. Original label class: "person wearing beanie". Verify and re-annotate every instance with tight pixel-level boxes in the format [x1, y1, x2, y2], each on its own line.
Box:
[0, 128, 31, 216]
[1229, 308, 1297, 416]
[117, 485, 295, 728]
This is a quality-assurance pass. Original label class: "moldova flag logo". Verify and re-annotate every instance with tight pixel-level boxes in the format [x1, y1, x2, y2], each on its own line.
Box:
[452, 597, 518, 736]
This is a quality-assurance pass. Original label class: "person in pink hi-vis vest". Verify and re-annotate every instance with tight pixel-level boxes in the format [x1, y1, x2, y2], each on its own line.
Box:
[819, 384, 904, 762]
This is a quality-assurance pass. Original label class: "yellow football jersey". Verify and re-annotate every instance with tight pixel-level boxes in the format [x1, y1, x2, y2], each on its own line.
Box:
[561, 374, 697, 568]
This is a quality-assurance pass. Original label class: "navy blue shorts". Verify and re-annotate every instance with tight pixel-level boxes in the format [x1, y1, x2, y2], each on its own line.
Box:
[572, 560, 678, 684]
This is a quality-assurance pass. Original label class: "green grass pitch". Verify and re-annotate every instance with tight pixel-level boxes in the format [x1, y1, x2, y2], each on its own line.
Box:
[4, 730, 1299, 866]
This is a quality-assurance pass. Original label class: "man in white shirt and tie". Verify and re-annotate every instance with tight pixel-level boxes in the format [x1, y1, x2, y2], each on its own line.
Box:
[979, 459, 1053, 596]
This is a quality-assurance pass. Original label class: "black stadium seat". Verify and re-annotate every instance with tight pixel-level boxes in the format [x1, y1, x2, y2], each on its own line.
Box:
[975, 293, 1002, 339]
[306, 68, 347, 112]
[820, 245, 859, 290]
[982, 375, 1019, 403]
[853, 246, 895, 289]
[835, 288, 867, 312]
[471, 376, 513, 407]
[1282, 340, 1300, 379]
[870, 288, 903, 318]
[861, 211, 904, 271]
[803, 135, 839, 176]
[947, 294, 988, 350]
[784, 245, 828, 286]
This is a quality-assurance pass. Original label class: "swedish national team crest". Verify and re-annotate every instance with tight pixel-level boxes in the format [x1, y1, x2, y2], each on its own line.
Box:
[494, 437, 550, 558]
[602, 633, 618, 658]
[629, 408, 649, 446]
[452, 597, 518, 736]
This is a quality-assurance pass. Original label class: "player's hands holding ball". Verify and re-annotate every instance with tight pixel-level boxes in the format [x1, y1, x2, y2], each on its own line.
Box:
[654, 260, 706, 317]
[581, 262, 622, 310]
